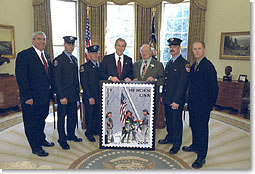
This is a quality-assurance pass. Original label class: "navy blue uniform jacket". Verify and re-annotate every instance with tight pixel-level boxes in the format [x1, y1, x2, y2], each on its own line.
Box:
[53, 52, 80, 102]
[162, 55, 189, 106]
[80, 60, 100, 105]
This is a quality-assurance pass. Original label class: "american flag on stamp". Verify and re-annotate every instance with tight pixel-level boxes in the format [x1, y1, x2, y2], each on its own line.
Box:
[120, 92, 127, 123]
[84, 16, 91, 62]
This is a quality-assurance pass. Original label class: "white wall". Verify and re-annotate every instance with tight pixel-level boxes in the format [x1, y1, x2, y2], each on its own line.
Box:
[204, 0, 250, 80]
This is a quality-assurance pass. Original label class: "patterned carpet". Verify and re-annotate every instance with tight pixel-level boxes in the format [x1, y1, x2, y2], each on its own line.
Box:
[0, 109, 251, 170]
[69, 149, 191, 169]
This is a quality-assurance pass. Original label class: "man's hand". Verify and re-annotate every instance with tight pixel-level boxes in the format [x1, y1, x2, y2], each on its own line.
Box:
[25, 99, 33, 105]
[133, 78, 138, 81]
[124, 77, 131, 82]
[60, 98, 68, 105]
[110, 76, 120, 82]
[89, 97, 95, 105]
[170, 102, 179, 110]
[146, 76, 155, 81]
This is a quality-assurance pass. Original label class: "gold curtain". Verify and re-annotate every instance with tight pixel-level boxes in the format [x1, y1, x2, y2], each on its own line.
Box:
[135, 3, 161, 62]
[78, 1, 106, 64]
[32, 0, 54, 59]
[187, 0, 207, 64]
[80, 0, 183, 7]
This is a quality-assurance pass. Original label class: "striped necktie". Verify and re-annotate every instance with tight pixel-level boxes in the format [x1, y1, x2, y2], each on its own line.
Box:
[142, 60, 147, 79]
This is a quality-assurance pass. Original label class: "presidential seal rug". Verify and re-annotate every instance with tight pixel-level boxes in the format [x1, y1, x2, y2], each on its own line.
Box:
[69, 149, 191, 169]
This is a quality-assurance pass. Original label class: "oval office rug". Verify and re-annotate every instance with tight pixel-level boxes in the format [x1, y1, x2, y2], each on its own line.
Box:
[69, 149, 191, 169]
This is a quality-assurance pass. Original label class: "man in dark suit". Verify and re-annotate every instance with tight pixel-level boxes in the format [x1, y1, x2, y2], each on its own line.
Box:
[158, 38, 189, 155]
[99, 38, 133, 82]
[53, 36, 82, 150]
[80, 45, 101, 142]
[182, 41, 218, 169]
[15, 31, 54, 157]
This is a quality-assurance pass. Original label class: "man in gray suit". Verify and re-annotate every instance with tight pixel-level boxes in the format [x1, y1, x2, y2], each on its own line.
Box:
[133, 44, 164, 118]
[133, 44, 164, 87]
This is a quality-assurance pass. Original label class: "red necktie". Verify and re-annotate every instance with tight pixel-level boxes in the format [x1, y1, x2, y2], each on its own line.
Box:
[41, 52, 48, 76]
[117, 57, 122, 78]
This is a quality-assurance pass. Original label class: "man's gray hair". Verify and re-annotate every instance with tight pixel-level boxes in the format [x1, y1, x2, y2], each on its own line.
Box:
[32, 31, 46, 39]
[140, 44, 152, 54]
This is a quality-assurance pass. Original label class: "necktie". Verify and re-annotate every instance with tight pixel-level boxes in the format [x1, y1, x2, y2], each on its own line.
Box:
[142, 60, 147, 79]
[41, 52, 48, 76]
[170, 59, 173, 64]
[117, 57, 122, 78]
[194, 62, 198, 71]
[70, 55, 77, 65]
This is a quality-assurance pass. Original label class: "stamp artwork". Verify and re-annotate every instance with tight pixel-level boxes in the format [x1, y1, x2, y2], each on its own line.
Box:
[100, 82, 155, 150]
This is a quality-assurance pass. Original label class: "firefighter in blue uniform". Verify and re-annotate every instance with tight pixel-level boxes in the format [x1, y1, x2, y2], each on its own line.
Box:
[53, 36, 82, 150]
[80, 45, 101, 142]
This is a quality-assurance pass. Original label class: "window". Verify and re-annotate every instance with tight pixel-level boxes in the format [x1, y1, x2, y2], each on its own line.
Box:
[51, 0, 79, 63]
[105, 2, 135, 59]
[160, 1, 190, 66]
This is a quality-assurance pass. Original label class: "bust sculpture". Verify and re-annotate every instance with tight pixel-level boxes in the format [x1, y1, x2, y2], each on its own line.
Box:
[223, 66, 232, 82]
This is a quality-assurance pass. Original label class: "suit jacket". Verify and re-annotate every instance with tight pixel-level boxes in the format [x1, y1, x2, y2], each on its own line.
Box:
[80, 60, 100, 105]
[133, 58, 164, 86]
[53, 52, 80, 102]
[99, 53, 133, 80]
[15, 47, 53, 105]
[162, 55, 189, 106]
[188, 57, 219, 112]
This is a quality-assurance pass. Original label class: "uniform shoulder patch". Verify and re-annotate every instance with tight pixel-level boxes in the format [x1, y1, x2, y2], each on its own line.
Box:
[53, 60, 58, 67]
[185, 64, 191, 72]
[80, 65, 85, 72]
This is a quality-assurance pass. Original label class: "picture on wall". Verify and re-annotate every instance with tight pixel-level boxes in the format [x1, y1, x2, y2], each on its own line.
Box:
[0, 24, 16, 58]
[219, 31, 250, 60]
[100, 81, 156, 150]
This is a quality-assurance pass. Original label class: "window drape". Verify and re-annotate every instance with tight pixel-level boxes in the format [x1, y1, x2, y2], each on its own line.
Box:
[187, 0, 207, 64]
[78, 1, 106, 64]
[32, 0, 54, 60]
[32, 0, 207, 64]
[79, 0, 184, 8]
[135, 3, 161, 62]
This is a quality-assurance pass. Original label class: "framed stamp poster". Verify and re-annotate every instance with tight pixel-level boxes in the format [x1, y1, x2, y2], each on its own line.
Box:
[100, 81, 156, 150]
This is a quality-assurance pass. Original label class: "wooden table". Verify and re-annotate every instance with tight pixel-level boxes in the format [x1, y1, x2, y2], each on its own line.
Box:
[216, 79, 249, 113]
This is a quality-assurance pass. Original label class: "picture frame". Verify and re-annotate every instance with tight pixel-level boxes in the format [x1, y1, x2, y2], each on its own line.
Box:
[0, 24, 16, 58]
[219, 31, 250, 60]
[100, 80, 156, 150]
[238, 74, 247, 82]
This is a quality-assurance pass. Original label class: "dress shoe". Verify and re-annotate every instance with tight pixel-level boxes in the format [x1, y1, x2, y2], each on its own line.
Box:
[67, 136, 83, 142]
[85, 132, 96, 142]
[32, 149, 49, 157]
[158, 139, 173, 144]
[41, 140, 55, 147]
[169, 147, 180, 154]
[191, 158, 205, 169]
[182, 145, 197, 153]
[59, 142, 70, 150]
[86, 135, 96, 142]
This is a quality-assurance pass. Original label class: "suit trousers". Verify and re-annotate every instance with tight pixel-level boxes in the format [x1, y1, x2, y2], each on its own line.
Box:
[189, 109, 210, 159]
[21, 103, 49, 151]
[84, 103, 100, 136]
[164, 104, 183, 148]
[57, 101, 78, 143]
